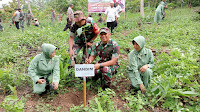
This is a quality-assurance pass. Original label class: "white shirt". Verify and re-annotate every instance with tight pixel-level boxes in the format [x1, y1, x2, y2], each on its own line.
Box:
[14, 11, 20, 22]
[105, 7, 117, 22]
[35, 21, 40, 26]
[67, 7, 74, 19]
[87, 17, 93, 21]
[115, 5, 122, 18]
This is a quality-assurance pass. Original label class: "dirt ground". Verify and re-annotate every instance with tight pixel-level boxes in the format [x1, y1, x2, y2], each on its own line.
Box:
[24, 88, 95, 111]
[0, 67, 169, 112]
[0, 79, 129, 112]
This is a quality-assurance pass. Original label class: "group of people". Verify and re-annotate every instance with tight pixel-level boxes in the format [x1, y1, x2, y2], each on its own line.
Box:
[103, 1, 122, 34]
[28, 9, 154, 95]
[63, 1, 122, 34]
[0, 0, 167, 33]
[50, 9, 63, 24]
[11, 8, 40, 31]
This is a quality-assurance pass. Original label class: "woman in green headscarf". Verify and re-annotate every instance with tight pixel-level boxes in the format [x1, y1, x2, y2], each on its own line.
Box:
[154, 1, 165, 23]
[28, 43, 60, 94]
[128, 36, 154, 93]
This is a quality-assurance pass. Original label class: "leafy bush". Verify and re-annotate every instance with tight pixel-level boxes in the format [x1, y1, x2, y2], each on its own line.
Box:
[0, 85, 25, 112]
[70, 89, 121, 112]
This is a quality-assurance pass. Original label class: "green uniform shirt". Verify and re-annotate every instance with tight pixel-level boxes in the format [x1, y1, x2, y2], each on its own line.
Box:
[128, 36, 154, 84]
[26, 13, 32, 20]
[28, 43, 60, 84]
[156, 2, 165, 14]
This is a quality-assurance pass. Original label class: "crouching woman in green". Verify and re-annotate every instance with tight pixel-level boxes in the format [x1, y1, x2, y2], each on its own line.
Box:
[128, 36, 154, 93]
[28, 43, 60, 94]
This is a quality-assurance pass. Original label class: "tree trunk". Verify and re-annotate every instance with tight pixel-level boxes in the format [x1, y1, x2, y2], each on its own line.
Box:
[27, 0, 33, 18]
[148, 0, 151, 9]
[154, 0, 157, 8]
[140, 0, 145, 18]
[17, 0, 21, 8]
[42, 0, 44, 11]
[148, 0, 151, 8]
[189, 0, 192, 8]
[181, 0, 184, 8]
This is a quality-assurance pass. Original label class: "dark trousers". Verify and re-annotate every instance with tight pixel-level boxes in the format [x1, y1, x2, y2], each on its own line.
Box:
[107, 22, 115, 33]
[63, 18, 72, 31]
[15, 21, 19, 29]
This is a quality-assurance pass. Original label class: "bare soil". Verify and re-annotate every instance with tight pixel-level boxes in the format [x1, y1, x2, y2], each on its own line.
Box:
[24, 88, 95, 112]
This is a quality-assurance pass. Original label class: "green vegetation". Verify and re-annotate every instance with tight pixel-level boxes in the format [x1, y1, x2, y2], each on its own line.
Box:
[0, 5, 200, 112]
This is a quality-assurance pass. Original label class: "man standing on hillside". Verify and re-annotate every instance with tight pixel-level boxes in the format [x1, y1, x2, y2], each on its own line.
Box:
[68, 11, 99, 66]
[103, 1, 118, 34]
[18, 8, 25, 32]
[115, 2, 122, 27]
[51, 9, 56, 23]
[13, 8, 20, 29]
[63, 4, 74, 31]
[26, 10, 32, 27]
[0, 18, 4, 31]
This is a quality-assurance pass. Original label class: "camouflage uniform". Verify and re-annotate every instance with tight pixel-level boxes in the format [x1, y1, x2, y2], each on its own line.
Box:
[51, 10, 56, 23]
[91, 39, 120, 84]
[70, 18, 99, 63]
[0, 18, 4, 31]
[19, 11, 25, 31]
[26, 11, 32, 26]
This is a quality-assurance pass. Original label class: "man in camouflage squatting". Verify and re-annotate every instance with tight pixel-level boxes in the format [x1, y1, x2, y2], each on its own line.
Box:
[85, 27, 120, 89]
[26, 10, 32, 27]
[18, 8, 25, 32]
[68, 11, 100, 65]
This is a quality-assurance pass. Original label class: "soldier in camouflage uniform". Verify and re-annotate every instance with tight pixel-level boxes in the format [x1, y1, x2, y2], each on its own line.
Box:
[69, 11, 100, 65]
[0, 18, 4, 31]
[26, 10, 32, 27]
[18, 8, 25, 32]
[85, 27, 120, 89]
[51, 9, 56, 23]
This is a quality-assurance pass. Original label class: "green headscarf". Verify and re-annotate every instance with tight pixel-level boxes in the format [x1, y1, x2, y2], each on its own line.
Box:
[160, 1, 165, 6]
[132, 36, 145, 53]
[41, 43, 57, 59]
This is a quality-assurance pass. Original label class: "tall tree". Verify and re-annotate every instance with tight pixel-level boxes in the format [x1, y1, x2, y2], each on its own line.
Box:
[27, 0, 33, 17]
[148, 0, 151, 9]
[154, 0, 157, 8]
[17, 0, 21, 8]
[140, 0, 145, 17]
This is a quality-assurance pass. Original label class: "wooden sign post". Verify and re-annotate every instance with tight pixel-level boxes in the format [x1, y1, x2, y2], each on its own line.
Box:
[75, 64, 94, 107]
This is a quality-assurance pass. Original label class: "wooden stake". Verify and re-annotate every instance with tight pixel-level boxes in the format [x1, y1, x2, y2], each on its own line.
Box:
[83, 77, 86, 107]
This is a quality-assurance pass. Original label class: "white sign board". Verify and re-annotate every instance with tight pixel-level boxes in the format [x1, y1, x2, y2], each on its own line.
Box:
[75, 64, 95, 77]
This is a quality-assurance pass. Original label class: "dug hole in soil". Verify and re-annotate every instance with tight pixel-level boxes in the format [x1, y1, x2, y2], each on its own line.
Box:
[25, 88, 95, 111]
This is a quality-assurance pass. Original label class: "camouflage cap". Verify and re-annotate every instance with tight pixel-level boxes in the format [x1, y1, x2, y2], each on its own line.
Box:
[99, 27, 110, 34]
[73, 11, 86, 22]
